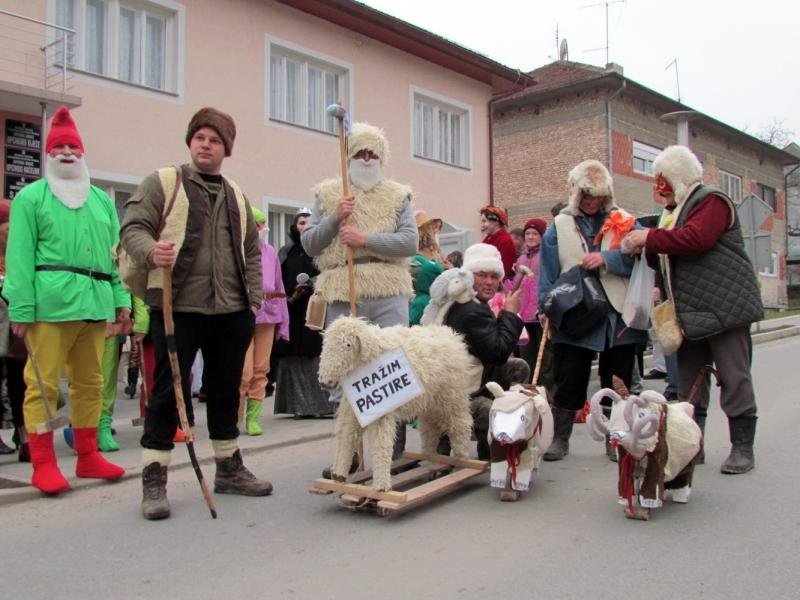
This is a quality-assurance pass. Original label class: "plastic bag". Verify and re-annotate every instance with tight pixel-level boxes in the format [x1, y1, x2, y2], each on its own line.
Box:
[622, 257, 655, 330]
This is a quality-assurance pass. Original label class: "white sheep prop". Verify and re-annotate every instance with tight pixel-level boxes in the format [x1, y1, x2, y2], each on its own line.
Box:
[318, 316, 474, 491]
[420, 267, 476, 326]
[486, 382, 553, 501]
[586, 383, 703, 520]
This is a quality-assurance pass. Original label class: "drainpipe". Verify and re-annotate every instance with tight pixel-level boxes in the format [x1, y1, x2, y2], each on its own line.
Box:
[606, 79, 626, 172]
[40, 102, 48, 176]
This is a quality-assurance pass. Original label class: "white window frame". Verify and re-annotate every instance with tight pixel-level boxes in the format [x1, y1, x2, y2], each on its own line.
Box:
[49, 0, 184, 98]
[720, 169, 742, 203]
[632, 140, 660, 176]
[411, 86, 472, 171]
[265, 36, 354, 138]
[262, 196, 313, 250]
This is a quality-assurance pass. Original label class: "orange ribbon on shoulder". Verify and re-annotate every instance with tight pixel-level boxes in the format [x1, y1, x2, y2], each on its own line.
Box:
[593, 211, 636, 249]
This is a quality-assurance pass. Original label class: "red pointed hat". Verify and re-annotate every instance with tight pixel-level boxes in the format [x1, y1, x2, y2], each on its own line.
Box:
[46, 106, 84, 153]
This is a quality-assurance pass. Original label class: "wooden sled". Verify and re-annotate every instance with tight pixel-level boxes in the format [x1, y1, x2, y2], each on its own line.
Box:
[309, 451, 488, 517]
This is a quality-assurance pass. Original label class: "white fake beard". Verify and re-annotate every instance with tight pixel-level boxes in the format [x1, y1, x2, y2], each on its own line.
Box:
[46, 154, 90, 209]
[349, 158, 383, 192]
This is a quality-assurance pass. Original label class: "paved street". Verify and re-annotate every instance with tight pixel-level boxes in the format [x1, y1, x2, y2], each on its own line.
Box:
[2, 334, 799, 600]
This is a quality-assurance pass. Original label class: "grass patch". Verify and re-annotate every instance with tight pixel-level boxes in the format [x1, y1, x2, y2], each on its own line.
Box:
[763, 309, 800, 320]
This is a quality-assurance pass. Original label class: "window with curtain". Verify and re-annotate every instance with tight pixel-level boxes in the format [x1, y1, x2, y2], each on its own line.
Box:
[269, 45, 348, 135]
[632, 141, 661, 175]
[413, 93, 470, 168]
[720, 170, 742, 203]
[54, 0, 76, 66]
[51, 0, 178, 93]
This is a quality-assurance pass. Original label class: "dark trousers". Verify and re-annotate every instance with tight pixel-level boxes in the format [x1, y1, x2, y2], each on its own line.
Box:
[553, 343, 636, 411]
[142, 309, 254, 451]
[1, 357, 26, 435]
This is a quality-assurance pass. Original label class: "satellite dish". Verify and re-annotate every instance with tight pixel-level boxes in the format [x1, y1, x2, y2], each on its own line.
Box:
[559, 38, 569, 61]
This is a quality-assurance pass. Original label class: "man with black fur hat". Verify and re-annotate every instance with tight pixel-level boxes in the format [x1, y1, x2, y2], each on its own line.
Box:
[121, 107, 271, 520]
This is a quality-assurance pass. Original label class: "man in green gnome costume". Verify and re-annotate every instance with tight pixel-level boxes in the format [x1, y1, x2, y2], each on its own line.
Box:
[301, 122, 418, 476]
[121, 107, 271, 520]
[4, 106, 130, 495]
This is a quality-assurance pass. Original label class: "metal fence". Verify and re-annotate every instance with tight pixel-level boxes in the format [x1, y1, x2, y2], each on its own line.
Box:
[0, 8, 75, 93]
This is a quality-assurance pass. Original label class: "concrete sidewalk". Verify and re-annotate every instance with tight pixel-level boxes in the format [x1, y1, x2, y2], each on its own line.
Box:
[2, 315, 798, 506]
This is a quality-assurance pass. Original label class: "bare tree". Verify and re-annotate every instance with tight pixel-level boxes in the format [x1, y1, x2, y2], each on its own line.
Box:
[755, 117, 796, 148]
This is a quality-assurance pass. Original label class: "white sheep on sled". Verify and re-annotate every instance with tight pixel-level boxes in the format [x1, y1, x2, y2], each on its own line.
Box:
[586, 379, 703, 520]
[486, 382, 553, 501]
[318, 316, 474, 491]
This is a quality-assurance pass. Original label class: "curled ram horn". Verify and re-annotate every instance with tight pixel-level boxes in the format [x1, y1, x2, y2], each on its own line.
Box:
[624, 394, 651, 429]
[628, 412, 660, 454]
[639, 390, 668, 405]
[587, 388, 621, 442]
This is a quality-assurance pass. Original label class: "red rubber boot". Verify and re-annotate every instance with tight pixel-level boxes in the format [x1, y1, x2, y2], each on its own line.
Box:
[74, 428, 125, 480]
[28, 431, 71, 495]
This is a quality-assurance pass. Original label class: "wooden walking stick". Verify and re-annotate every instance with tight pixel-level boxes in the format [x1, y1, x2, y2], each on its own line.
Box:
[327, 101, 364, 470]
[162, 268, 217, 519]
[531, 327, 550, 388]
[23, 335, 71, 434]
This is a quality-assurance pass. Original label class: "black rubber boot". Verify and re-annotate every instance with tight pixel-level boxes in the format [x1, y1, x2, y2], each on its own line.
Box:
[141, 463, 170, 520]
[721, 417, 756, 474]
[214, 449, 273, 495]
[693, 412, 706, 464]
[543, 406, 576, 462]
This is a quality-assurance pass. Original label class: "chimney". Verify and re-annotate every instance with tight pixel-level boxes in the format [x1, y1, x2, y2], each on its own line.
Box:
[605, 63, 624, 75]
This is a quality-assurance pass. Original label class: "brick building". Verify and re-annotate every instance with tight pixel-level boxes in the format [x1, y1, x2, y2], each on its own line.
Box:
[491, 60, 798, 309]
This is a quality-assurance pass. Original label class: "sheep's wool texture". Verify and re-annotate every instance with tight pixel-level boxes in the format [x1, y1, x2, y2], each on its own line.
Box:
[567, 159, 616, 215]
[348, 122, 390, 164]
[312, 177, 413, 303]
[421, 268, 476, 326]
[320, 317, 474, 490]
[652, 145, 703, 208]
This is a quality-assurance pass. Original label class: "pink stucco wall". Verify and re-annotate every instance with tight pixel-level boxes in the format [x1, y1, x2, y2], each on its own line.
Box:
[23, 0, 492, 234]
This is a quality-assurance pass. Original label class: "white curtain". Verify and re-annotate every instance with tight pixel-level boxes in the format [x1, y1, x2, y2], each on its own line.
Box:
[85, 0, 105, 74]
[307, 66, 323, 130]
[118, 7, 136, 82]
[451, 113, 462, 166]
[269, 55, 283, 120]
[55, 0, 75, 65]
[285, 58, 300, 123]
[145, 14, 165, 88]
[324, 72, 338, 133]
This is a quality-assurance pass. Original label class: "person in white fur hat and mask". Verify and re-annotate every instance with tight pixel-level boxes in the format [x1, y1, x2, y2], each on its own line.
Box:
[623, 145, 762, 475]
[427, 243, 529, 459]
[302, 122, 417, 471]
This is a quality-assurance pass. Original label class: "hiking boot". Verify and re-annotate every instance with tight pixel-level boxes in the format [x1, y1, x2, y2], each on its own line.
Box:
[721, 417, 756, 475]
[141, 463, 170, 520]
[214, 449, 272, 496]
[543, 406, 575, 461]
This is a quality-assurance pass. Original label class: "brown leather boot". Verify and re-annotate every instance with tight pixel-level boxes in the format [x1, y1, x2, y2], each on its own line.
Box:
[214, 449, 273, 496]
[141, 463, 170, 520]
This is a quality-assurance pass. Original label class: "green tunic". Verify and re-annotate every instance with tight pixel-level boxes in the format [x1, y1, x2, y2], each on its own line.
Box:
[4, 179, 130, 323]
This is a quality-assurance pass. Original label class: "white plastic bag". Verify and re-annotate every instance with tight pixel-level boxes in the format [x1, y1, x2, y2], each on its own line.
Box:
[622, 257, 655, 330]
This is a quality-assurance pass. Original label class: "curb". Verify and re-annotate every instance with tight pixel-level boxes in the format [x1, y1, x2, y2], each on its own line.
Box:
[0, 430, 334, 507]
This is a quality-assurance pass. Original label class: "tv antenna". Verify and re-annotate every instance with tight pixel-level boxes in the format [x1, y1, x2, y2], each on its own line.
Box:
[665, 57, 681, 102]
[580, 0, 625, 65]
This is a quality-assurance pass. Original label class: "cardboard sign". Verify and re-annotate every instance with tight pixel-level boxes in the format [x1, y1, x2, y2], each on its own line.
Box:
[341, 348, 425, 428]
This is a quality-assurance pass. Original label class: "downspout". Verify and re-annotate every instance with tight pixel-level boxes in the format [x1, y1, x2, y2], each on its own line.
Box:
[606, 79, 626, 172]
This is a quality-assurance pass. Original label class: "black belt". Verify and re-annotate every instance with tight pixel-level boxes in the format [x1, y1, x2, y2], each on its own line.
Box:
[35, 265, 112, 282]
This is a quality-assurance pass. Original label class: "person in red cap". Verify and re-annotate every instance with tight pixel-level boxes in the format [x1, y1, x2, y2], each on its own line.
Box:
[623, 145, 762, 475]
[510, 217, 551, 384]
[479, 205, 516, 278]
[3, 106, 130, 495]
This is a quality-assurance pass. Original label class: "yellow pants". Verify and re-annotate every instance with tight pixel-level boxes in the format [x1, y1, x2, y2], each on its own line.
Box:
[23, 321, 106, 433]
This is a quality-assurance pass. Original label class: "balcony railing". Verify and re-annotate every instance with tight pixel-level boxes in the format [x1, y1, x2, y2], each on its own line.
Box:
[0, 8, 75, 93]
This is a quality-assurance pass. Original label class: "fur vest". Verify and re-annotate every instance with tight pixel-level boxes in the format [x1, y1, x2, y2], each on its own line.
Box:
[554, 211, 630, 313]
[312, 178, 413, 303]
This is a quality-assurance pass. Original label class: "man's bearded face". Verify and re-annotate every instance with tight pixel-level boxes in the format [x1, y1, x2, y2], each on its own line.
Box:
[349, 148, 383, 191]
[48, 144, 85, 179]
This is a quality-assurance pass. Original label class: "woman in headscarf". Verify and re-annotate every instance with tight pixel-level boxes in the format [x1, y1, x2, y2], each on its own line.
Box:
[409, 210, 449, 326]
[273, 208, 335, 419]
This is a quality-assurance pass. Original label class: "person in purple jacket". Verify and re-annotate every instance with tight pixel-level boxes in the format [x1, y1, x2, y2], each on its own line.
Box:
[239, 207, 289, 435]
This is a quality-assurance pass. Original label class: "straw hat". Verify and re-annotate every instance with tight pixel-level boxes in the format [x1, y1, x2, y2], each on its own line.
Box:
[414, 209, 442, 231]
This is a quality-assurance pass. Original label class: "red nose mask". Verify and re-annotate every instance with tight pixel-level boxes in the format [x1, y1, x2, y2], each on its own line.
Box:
[655, 174, 673, 195]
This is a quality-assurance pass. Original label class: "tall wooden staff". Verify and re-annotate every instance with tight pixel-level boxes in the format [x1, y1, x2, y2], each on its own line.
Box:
[162, 268, 217, 519]
[326, 102, 364, 470]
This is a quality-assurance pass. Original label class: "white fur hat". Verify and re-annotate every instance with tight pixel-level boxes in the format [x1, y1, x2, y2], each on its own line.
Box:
[567, 159, 615, 215]
[652, 145, 703, 205]
[348, 122, 390, 164]
[463, 243, 504, 278]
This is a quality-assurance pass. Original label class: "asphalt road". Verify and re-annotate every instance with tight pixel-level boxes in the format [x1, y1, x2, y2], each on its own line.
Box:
[3, 336, 799, 600]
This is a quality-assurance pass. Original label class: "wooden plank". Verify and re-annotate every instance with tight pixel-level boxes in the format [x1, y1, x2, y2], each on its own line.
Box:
[376, 468, 484, 515]
[310, 478, 408, 503]
[402, 451, 488, 471]
[389, 464, 451, 489]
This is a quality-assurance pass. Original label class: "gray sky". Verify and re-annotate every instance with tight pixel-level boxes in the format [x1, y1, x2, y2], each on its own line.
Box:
[362, 0, 799, 148]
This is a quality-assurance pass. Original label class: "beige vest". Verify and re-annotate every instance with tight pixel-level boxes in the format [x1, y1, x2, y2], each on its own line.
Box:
[145, 167, 248, 294]
[312, 178, 413, 303]
[554, 212, 630, 313]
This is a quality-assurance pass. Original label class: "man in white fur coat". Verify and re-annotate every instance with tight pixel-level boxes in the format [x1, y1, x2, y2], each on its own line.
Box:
[302, 123, 418, 467]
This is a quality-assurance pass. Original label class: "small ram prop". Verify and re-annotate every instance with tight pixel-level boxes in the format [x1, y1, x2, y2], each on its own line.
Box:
[586, 378, 703, 520]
